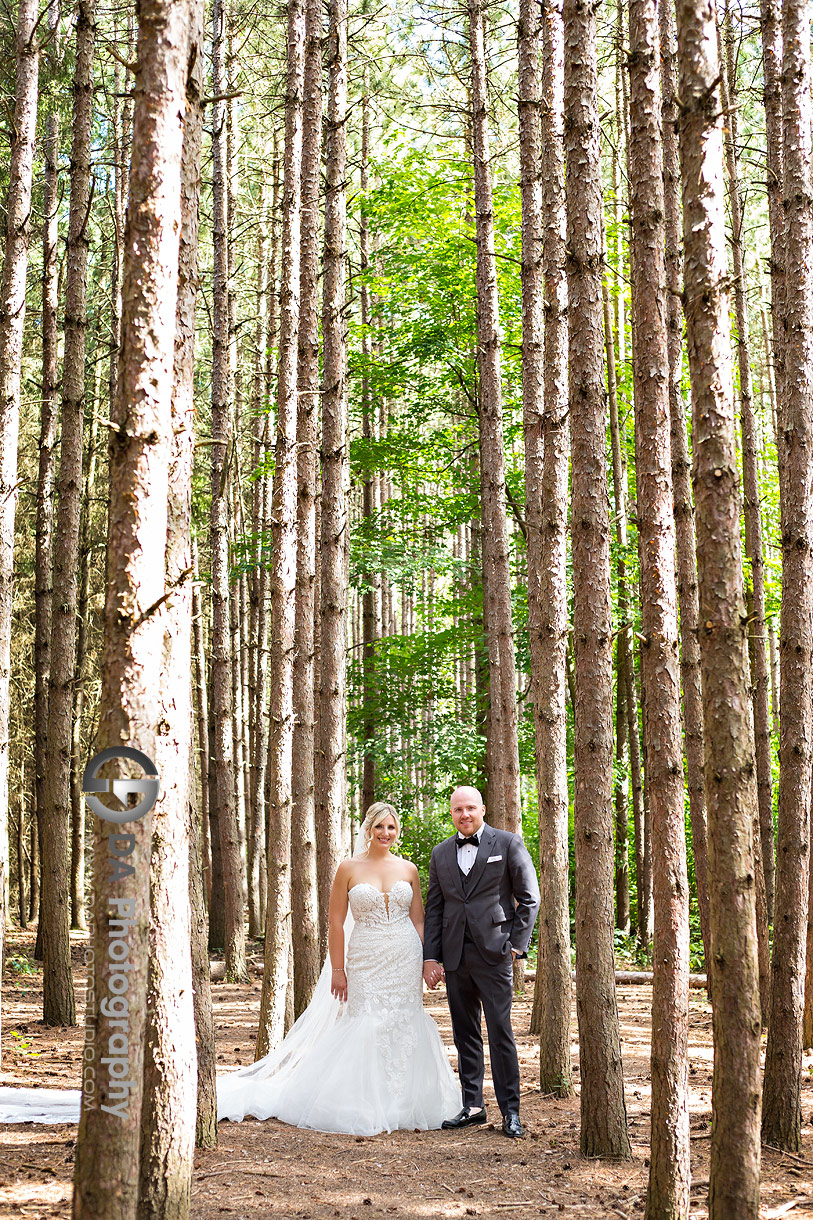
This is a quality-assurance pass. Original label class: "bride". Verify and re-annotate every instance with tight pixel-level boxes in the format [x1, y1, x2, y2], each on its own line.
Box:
[0, 802, 461, 1136]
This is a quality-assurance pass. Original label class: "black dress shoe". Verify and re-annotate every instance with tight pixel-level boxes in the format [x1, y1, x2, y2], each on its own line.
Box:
[502, 1113, 525, 1139]
[441, 1106, 488, 1130]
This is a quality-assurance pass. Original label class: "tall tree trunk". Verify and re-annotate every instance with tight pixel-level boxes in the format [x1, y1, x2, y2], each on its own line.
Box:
[603, 275, 645, 944]
[291, 0, 322, 1018]
[467, 0, 521, 836]
[137, 6, 203, 1214]
[614, 656, 630, 933]
[521, 0, 572, 1097]
[720, 15, 775, 967]
[191, 542, 211, 910]
[759, 0, 785, 410]
[627, 1, 691, 1213]
[256, 0, 306, 1057]
[564, 0, 630, 1160]
[0, 0, 39, 1044]
[761, 0, 813, 1155]
[209, 0, 246, 984]
[246, 187, 269, 942]
[70, 403, 100, 933]
[360, 85, 378, 817]
[659, 0, 711, 976]
[42, 0, 95, 1026]
[316, 0, 349, 957]
[72, 3, 190, 1214]
[34, 0, 60, 960]
[675, 0, 762, 1212]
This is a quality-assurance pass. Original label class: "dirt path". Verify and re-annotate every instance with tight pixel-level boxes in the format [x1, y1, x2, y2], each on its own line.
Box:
[2, 928, 812, 1219]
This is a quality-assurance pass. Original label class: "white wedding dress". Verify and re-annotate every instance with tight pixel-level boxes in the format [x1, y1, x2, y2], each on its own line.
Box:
[218, 879, 461, 1133]
[0, 879, 460, 1136]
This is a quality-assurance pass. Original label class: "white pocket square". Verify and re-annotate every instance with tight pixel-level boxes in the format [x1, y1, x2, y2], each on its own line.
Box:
[487, 855, 503, 863]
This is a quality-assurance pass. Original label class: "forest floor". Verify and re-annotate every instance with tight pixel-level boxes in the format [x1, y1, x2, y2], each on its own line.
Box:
[1, 927, 813, 1220]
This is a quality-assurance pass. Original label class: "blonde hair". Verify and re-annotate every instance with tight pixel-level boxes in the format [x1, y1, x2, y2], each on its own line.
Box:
[360, 801, 401, 852]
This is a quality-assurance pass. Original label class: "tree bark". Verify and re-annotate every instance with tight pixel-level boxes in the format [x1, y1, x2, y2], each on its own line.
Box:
[316, 0, 349, 957]
[209, 0, 247, 985]
[521, 0, 572, 1098]
[42, 0, 96, 1028]
[137, 7, 203, 1214]
[70, 403, 100, 933]
[72, 2, 190, 1214]
[759, 0, 785, 410]
[34, 0, 60, 961]
[360, 84, 378, 817]
[674, 0, 762, 1211]
[761, 0, 813, 1155]
[256, 0, 306, 1057]
[291, 0, 322, 1018]
[564, 0, 630, 1160]
[659, 0, 711, 977]
[0, 0, 39, 1049]
[467, 0, 521, 837]
[627, 2, 691, 1213]
[720, 18, 775, 989]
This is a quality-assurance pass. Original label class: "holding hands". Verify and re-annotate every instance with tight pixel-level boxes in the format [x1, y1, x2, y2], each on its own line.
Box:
[423, 961, 445, 989]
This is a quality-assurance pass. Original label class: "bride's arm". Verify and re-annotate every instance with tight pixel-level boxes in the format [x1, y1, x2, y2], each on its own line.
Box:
[407, 863, 425, 942]
[328, 861, 352, 1001]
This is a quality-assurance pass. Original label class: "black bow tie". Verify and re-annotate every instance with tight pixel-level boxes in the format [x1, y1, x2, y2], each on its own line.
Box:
[456, 833, 480, 849]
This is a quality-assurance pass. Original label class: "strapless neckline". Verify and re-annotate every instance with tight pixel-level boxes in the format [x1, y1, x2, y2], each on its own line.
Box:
[348, 879, 413, 899]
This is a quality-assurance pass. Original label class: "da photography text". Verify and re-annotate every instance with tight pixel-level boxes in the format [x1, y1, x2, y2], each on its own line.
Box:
[81, 747, 159, 1118]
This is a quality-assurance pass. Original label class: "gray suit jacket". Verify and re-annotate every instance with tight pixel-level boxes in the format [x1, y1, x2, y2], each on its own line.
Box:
[423, 824, 541, 972]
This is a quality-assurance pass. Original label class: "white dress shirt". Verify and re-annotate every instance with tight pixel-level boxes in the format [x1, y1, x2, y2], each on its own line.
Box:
[457, 825, 487, 875]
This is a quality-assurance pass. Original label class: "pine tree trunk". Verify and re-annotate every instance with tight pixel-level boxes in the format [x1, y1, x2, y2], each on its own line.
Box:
[189, 564, 217, 1150]
[468, 0, 521, 836]
[209, 0, 247, 984]
[564, 0, 630, 1160]
[761, 0, 813, 1155]
[291, 0, 322, 1018]
[759, 0, 785, 407]
[521, 0, 572, 1097]
[603, 276, 643, 943]
[720, 17, 775, 967]
[72, 3, 190, 1214]
[627, 2, 691, 1213]
[34, 2, 60, 957]
[360, 86, 378, 817]
[137, 9, 203, 1214]
[316, 0, 349, 957]
[614, 656, 630, 933]
[256, 0, 306, 1057]
[0, 0, 39, 1048]
[191, 542, 211, 910]
[190, 758, 217, 1149]
[246, 190, 270, 941]
[659, 0, 711, 976]
[70, 405, 100, 933]
[42, 0, 95, 1027]
[675, 0, 762, 1211]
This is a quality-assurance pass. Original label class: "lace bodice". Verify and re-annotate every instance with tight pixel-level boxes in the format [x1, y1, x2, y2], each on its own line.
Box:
[348, 879, 414, 926]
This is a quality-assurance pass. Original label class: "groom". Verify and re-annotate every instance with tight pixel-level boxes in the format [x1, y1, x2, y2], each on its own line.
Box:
[423, 785, 540, 1139]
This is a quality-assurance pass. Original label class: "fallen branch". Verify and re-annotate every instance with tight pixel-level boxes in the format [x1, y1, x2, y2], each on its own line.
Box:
[526, 970, 708, 990]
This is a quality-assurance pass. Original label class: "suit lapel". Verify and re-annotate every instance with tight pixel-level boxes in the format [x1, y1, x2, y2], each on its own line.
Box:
[463, 825, 497, 898]
[445, 834, 465, 899]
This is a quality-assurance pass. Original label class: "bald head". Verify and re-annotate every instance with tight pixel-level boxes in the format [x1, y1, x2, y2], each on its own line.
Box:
[450, 785, 486, 836]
